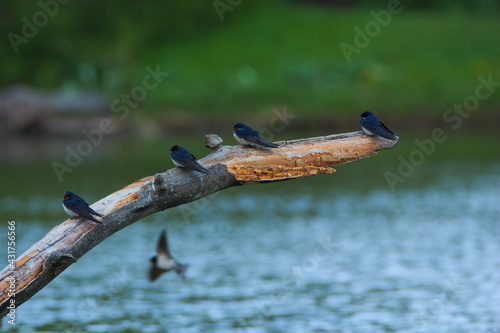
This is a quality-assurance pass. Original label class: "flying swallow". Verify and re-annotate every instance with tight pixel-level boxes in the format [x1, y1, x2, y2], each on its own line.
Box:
[233, 123, 279, 148]
[149, 229, 188, 282]
[359, 111, 398, 140]
[62, 191, 105, 224]
[170, 145, 210, 174]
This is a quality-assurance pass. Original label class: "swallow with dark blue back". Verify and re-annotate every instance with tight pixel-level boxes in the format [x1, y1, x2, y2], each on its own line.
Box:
[62, 191, 105, 224]
[233, 122, 279, 148]
[170, 145, 210, 174]
[149, 229, 188, 282]
[359, 111, 398, 140]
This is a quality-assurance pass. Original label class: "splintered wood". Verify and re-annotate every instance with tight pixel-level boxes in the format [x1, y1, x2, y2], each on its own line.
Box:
[220, 132, 394, 183]
[227, 165, 336, 182]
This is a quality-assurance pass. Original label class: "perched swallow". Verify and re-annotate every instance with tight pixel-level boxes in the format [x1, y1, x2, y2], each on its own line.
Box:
[149, 230, 188, 282]
[62, 191, 105, 224]
[170, 145, 210, 174]
[233, 123, 279, 148]
[359, 111, 398, 140]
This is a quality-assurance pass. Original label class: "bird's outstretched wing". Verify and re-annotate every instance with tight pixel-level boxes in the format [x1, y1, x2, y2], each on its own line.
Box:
[149, 265, 167, 282]
[157, 230, 172, 259]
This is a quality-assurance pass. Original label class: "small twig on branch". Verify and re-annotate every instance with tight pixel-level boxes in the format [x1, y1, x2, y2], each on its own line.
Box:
[0, 131, 396, 317]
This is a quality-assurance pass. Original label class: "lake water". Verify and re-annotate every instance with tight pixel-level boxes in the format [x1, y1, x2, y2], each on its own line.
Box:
[1, 157, 499, 333]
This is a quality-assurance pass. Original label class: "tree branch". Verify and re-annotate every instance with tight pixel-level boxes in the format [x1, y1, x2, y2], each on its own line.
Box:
[0, 131, 396, 317]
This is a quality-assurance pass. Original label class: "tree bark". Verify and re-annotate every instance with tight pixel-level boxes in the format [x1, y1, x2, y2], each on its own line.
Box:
[0, 131, 396, 317]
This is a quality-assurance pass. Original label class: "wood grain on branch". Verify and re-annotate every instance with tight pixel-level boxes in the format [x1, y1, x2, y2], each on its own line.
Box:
[0, 131, 396, 317]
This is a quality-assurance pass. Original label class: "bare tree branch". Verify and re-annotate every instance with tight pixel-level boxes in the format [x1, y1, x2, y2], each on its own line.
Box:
[0, 131, 396, 317]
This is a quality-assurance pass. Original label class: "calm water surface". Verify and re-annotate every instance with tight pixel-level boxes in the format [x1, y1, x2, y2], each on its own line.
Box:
[1, 161, 499, 333]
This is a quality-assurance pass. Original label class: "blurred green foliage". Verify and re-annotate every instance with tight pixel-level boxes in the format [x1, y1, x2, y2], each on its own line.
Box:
[1, 0, 260, 89]
[1, 0, 499, 117]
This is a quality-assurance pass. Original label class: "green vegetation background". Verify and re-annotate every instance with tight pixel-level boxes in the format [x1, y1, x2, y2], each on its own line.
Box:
[1, 0, 499, 121]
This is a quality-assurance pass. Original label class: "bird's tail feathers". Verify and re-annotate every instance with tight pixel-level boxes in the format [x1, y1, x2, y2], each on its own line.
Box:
[396, 137, 415, 149]
[88, 207, 106, 219]
[177, 263, 189, 280]
[256, 136, 279, 148]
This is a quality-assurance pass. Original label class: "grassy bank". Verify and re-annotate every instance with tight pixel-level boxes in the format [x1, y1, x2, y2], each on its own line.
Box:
[2, 1, 499, 122]
[140, 2, 500, 117]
